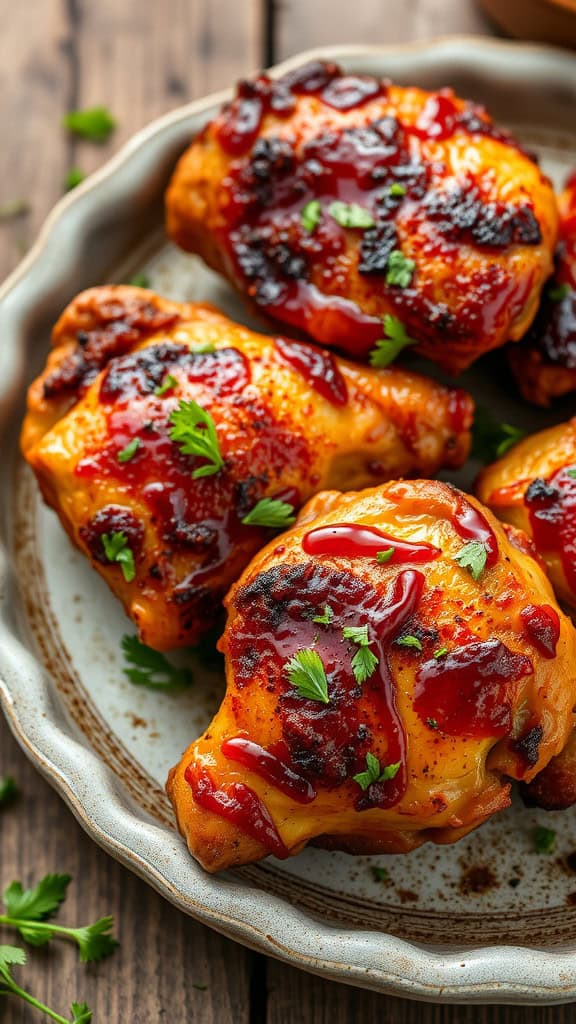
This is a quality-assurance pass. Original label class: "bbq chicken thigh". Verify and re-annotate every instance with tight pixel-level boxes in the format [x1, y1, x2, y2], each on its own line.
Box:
[21, 286, 472, 650]
[166, 60, 557, 374]
[476, 417, 576, 611]
[167, 479, 576, 872]
[509, 171, 576, 405]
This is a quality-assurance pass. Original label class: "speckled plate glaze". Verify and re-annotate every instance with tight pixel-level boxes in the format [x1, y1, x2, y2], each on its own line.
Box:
[3, 38, 576, 1005]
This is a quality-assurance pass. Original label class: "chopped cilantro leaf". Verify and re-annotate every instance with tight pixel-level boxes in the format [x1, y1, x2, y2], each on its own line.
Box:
[285, 649, 329, 703]
[454, 540, 488, 582]
[169, 399, 223, 478]
[313, 604, 334, 626]
[385, 249, 415, 288]
[117, 438, 141, 463]
[242, 498, 296, 528]
[395, 634, 422, 652]
[329, 201, 374, 229]
[534, 825, 556, 854]
[369, 314, 417, 368]
[155, 373, 177, 396]
[101, 532, 136, 583]
[121, 635, 194, 692]
[353, 752, 400, 791]
[388, 183, 406, 197]
[301, 199, 321, 233]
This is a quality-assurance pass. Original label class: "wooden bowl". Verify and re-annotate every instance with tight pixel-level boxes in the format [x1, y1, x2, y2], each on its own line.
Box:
[480, 0, 576, 49]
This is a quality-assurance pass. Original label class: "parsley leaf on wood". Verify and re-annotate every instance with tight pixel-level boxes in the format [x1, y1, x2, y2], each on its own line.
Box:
[63, 106, 116, 142]
[101, 532, 136, 582]
[64, 168, 85, 191]
[353, 752, 400, 791]
[0, 944, 93, 1022]
[369, 315, 417, 368]
[169, 399, 224, 478]
[0, 776, 18, 807]
[454, 540, 488, 582]
[121, 635, 194, 692]
[241, 498, 296, 529]
[285, 649, 329, 703]
[329, 201, 374, 229]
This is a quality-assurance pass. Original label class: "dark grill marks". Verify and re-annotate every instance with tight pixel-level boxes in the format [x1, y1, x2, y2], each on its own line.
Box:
[422, 183, 541, 249]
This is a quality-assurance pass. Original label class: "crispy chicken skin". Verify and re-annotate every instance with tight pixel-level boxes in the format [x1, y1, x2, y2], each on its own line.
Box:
[509, 171, 576, 405]
[520, 728, 576, 811]
[476, 418, 576, 610]
[21, 286, 472, 650]
[166, 60, 557, 374]
[167, 479, 576, 872]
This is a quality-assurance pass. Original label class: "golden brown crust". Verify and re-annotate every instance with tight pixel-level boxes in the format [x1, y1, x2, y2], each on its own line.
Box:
[168, 479, 576, 872]
[167, 61, 557, 374]
[22, 286, 472, 650]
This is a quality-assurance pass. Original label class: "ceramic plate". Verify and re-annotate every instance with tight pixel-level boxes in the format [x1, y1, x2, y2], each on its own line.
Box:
[2, 38, 576, 1005]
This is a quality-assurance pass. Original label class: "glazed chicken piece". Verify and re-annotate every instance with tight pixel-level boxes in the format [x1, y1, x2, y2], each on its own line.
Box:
[509, 171, 576, 405]
[476, 417, 576, 611]
[167, 479, 576, 872]
[21, 286, 472, 651]
[166, 60, 558, 374]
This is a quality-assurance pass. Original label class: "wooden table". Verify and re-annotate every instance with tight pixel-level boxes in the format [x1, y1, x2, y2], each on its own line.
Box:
[1, 2, 573, 1020]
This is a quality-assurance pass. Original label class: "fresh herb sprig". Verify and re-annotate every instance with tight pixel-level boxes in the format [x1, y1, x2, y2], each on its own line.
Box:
[471, 406, 525, 463]
[533, 826, 556, 854]
[343, 624, 379, 684]
[369, 315, 417, 368]
[121, 635, 194, 692]
[101, 532, 136, 582]
[63, 106, 116, 143]
[353, 752, 400, 791]
[0, 874, 117, 963]
[454, 540, 488, 582]
[385, 250, 415, 288]
[0, 946, 92, 1023]
[0, 776, 18, 807]
[242, 498, 296, 529]
[329, 201, 374, 229]
[169, 399, 224, 479]
[285, 649, 329, 703]
[301, 200, 321, 233]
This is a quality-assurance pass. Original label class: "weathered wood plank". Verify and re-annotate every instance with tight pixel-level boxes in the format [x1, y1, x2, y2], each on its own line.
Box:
[0, 0, 70, 282]
[274, 0, 493, 63]
[0, 715, 252, 1023]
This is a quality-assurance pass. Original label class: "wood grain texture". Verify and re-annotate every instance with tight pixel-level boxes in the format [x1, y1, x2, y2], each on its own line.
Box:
[273, 0, 494, 61]
[0, 0, 572, 1021]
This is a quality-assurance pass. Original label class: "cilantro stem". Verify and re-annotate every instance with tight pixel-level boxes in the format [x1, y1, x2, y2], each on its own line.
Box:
[0, 915, 99, 950]
[1, 978, 71, 1023]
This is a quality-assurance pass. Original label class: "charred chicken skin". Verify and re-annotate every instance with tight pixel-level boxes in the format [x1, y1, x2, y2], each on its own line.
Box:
[167, 479, 576, 872]
[476, 417, 576, 611]
[166, 60, 557, 374]
[509, 171, 576, 405]
[21, 286, 472, 651]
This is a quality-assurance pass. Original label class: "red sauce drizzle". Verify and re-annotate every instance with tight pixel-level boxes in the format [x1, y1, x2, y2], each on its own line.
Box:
[185, 765, 289, 858]
[525, 467, 576, 595]
[221, 737, 316, 803]
[520, 604, 560, 659]
[268, 281, 384, 358]
[451, 495, 498, 568]
[274, 336, 348, 406]
[412, 90, 458, 141]
[229, 563, 425, 812]
[414, 639, 533, 738]
[320, 75, 385, 111]
[302, 523, 440, 564]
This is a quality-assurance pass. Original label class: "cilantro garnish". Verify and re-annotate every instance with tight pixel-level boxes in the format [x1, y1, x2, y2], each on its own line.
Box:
[471, 406, 525, 462]
[155, 373, 177, 396]
[285, 649, 329, 703]
[63, 106, 116, 142]
[127, 272, 150, 288]
[242, 498, 296, 529]
[369, 314, 417, 368]
[426, 717, 439, 730]
[433, 646, 448, 659]
[566, 468, 576, 480]
[370, 866, 389, 882]
[454, 540, 488, 582]
[395, 634, 423, 652]
[0, 776, 18, 807]
[353, 752, 400, 791]
[376, 548, 394, 564]
[385, 249, 415, 288]
[548, 282, 571, 302]
[329, 201, 374, 229]
[533, 826, 556, 854]
[64, 168, 85, 191]
[169, 399, 224, 478]
[388, 183, 406, 197]
[313, 604, 334, 626]
[301, 199, 321, 233]
[0, 874, 117, 963]
[101, 532, 136, 582]
[343, 624, 379, 684]
[117, 438, 141, 463]
[121, 635, 194, 692]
